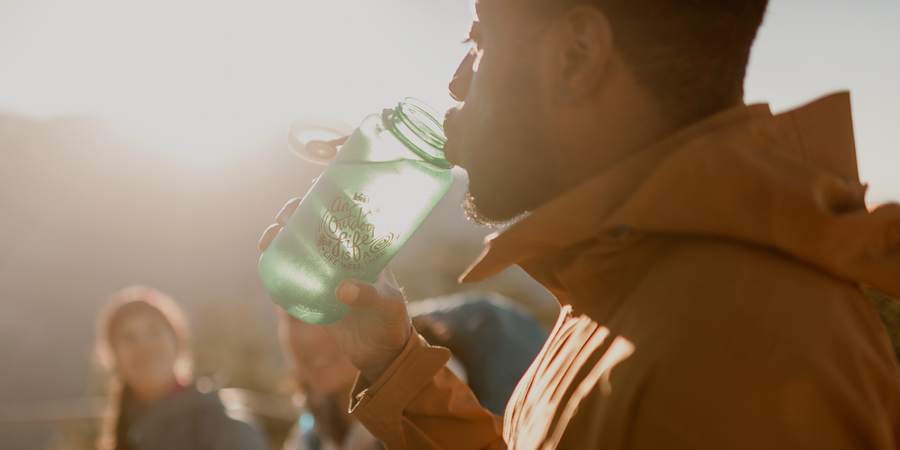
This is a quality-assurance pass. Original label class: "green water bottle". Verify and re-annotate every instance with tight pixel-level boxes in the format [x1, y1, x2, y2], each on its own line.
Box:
[259, 98, 453, 325]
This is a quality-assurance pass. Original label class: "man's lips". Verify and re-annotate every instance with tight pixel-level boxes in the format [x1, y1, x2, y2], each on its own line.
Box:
[443, 108, 461, 166]
[443, 137, 460, 166]
[443, 107, 457, 130]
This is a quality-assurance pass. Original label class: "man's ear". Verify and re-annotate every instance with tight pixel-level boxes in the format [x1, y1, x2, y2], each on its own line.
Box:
[551, 5, 613, 104]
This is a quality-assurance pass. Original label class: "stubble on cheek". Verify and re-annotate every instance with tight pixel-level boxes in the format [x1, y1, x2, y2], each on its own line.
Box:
[454, 41, 558, 226]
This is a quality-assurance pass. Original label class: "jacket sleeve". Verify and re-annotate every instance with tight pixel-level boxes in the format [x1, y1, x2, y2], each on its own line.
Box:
[349, 330, 505, 450]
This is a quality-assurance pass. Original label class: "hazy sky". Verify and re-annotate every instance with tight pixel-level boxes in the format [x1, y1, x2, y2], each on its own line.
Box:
[0, 0, 897, 201]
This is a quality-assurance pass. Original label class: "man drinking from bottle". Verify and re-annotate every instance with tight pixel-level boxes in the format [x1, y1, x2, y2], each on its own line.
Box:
[260, 0, 900, 448]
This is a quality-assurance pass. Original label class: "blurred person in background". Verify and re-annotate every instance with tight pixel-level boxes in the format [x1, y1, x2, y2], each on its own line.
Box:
[259, 0, 900, 448]
[94, 285, 267, 450]
[277, 291, 547, 450]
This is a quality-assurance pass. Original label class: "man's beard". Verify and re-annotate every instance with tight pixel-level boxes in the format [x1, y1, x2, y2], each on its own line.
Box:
[457, 112, 553, 229]
[461, 188, 528, 228]
[454, 52, 550, 229]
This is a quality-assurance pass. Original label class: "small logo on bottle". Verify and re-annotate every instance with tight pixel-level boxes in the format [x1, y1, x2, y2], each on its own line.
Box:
[317, 192, 397, 269]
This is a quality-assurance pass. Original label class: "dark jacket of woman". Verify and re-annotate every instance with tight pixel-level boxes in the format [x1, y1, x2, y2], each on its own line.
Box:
[115, 385, 267, 450]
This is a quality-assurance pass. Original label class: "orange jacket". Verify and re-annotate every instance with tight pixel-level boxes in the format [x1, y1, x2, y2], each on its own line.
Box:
[349, 92, 900, 449]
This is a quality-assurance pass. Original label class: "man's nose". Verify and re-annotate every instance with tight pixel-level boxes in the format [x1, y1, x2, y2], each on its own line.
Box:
[449, 48, 477, 102]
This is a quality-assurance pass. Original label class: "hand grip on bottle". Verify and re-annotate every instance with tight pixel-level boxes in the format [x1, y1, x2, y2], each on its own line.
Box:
[286, 117, 355, 164]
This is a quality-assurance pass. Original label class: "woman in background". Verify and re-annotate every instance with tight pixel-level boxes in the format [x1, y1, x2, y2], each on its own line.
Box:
[95, 285, 267, 450]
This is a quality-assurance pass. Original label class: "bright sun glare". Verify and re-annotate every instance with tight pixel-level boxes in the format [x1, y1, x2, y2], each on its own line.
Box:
[0, 0, 468, 164]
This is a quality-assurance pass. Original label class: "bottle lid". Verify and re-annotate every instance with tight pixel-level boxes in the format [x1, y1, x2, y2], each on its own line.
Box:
[286, 117, 354, 164]
[383, 98, 453, 169]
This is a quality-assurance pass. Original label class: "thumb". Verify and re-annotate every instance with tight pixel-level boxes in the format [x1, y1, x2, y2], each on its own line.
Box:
[335, 279, 392, 311]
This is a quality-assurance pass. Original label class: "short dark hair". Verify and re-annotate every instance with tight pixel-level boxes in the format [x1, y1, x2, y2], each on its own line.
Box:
[530, 0, 769, 124]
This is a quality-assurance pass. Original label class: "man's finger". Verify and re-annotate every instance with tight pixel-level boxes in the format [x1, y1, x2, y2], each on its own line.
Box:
[275, 197, 302, 225]
[258, 223, 283, 251]
[335, 280, 365, 307]
[335, 279, 400, 312]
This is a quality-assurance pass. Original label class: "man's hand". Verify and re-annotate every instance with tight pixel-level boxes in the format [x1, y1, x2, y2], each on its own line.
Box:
[259, 198, 412, 383]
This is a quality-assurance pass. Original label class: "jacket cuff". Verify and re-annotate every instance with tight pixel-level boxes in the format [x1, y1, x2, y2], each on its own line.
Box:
[350, 328, 451, 412]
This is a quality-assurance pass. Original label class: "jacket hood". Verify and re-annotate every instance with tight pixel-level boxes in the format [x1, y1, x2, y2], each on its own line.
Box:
[460, 92, 900, 298]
